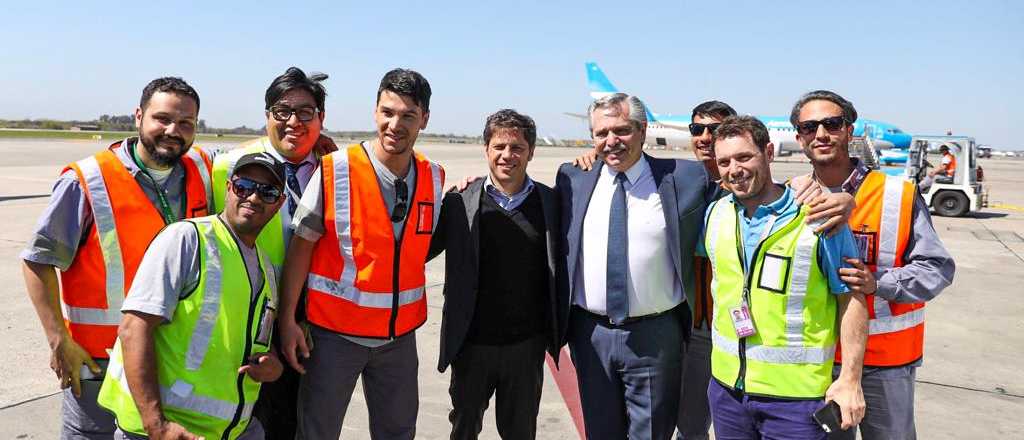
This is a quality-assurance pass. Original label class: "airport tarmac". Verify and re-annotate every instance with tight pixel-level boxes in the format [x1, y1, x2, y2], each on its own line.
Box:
[1, 138, 1022, 439]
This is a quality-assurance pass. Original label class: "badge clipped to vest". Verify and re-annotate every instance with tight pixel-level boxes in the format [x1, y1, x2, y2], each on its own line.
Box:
[415, 201, 434, 234]
[852, 225, 877, 266]
[254, 297, 276, 347]
[757, 252, 791, 294]
[730, 300, 757, 338]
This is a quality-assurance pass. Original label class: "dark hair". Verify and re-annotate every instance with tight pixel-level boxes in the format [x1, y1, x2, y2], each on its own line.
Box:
[265, 67, 328, 111]
[691, 100, 737, 121]
[713, 115, 771, 152]
[789, 90, 858, 127]
[483, 109, 537, 148]
[140, 77, 200, 111]
[377, 68, 432, 113]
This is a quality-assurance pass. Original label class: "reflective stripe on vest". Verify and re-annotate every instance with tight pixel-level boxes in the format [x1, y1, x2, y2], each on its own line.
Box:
[184, 148, 214, 211]
[64, 155, 125, 326]
[711, 327, 835, 364]
[106, 359, 255, 422]
[307, 275, 424, 308]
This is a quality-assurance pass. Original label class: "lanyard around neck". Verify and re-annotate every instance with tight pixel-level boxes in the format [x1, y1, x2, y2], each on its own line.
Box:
[129, 141, 178, 224]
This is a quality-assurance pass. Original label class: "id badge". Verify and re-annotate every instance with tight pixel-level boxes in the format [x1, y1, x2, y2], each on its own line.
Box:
[254, 297, 276, 347]
[730, 301, 757, 338]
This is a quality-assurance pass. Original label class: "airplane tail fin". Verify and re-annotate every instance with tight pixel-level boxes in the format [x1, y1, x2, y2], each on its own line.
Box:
[585, 62, 659, 124]
[586, 62, 619, 99]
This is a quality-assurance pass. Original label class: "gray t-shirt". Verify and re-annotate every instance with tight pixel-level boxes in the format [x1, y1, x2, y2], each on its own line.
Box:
[121, 219, 266, 322]
[19, 138, 200, 270]
[291, 142, 418, 347]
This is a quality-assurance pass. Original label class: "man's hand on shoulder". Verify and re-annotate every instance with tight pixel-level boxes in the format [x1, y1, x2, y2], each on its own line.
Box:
[446, 175, 482, 193]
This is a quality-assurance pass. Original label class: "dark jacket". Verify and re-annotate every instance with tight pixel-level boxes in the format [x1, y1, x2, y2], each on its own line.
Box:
[428, 179, 567, 372]
[555, 154, 721, 345]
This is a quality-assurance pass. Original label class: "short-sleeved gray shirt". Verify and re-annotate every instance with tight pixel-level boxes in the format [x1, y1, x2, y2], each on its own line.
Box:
[121, 219, 266, 322]
[290, 142, 417, 347]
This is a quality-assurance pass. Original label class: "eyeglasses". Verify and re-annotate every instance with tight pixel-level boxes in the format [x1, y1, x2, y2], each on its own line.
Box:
[391, 178, 408, 222]
[796, 116, 846, 136]
[268, 105, 320, 122]
[688, 122, 721, 136]
[231, 177, 283, 203]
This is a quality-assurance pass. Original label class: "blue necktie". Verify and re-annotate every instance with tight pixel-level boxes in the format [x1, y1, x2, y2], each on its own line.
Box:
[606, 172, 629, 324]
[284, 162, 306, 217]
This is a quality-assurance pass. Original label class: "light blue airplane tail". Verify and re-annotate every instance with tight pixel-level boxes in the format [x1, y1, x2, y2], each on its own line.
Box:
[585, 62, 658, 124]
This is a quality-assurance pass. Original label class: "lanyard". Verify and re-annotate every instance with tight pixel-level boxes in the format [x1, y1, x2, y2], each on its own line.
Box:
[129, 141, 179, 224]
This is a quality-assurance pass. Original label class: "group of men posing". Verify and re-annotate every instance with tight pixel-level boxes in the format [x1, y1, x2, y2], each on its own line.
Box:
[22, 65, 953, 440]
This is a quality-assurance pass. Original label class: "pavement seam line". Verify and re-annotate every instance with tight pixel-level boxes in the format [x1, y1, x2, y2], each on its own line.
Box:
[0, 391, 62, 411]
[917, 379, 1024, 399]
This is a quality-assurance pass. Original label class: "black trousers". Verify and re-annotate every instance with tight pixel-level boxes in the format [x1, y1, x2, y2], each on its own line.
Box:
[448, 335, 546, 440]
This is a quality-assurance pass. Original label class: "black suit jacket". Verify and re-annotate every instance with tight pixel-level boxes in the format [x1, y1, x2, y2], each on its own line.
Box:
[428, 179, 567, 372]
[555, 154, 721, 345]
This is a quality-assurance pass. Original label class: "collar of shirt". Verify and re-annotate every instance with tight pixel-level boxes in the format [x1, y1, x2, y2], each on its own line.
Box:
[262, 139, 317, 170]
[114, 137, 184, 184]
[601, 154, 649, 186]
[484, 174, 535, 210]
[731, 184, 795, 220]
[838, 158, 871, 194]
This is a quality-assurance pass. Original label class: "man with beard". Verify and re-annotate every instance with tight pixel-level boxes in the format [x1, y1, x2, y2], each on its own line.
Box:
[22, 77, 213, 439]
[703, 115, 869, 439]
[790, 91, 953, 440]
[98, 152, 287, 440]
[211, 67, 336, 439]
[279, 68, 444, 439]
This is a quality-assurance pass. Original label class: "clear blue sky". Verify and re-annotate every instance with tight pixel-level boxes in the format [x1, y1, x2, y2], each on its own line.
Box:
[2, 1, 1022, 148]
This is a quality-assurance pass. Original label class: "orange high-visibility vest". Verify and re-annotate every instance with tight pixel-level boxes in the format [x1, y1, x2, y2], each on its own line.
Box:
[306, 144, 444, 339]
[60, 141, 212, 358]
[836, 170, 924, 366]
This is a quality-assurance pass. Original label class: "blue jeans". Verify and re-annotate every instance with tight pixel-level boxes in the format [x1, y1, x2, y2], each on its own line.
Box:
[708, 380, 826, 440]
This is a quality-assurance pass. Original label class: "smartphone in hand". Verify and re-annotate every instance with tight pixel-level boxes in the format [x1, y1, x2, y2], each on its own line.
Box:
[813, 401, 842, 433]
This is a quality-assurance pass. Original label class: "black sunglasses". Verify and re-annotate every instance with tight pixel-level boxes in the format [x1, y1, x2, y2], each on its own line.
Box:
[231, 177, 283, 204]
[688, 122, 721, 137]
[268, 105, 320, 122]
[391, 178, 409, 222]
[796, 116, 846, 136]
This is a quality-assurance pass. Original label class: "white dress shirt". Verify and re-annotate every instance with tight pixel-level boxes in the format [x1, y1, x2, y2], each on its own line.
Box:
[575, 156, 683, 317]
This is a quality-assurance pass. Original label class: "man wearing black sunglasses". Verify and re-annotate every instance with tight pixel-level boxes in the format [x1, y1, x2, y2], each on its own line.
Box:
[688, 101, 737, 182]
[98, 152, 286, 439]
[791, 90, 954, 440]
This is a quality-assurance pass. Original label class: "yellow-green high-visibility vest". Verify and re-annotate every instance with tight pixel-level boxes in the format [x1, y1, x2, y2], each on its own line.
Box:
[212, 138, 286, 273]
[98, 215, 278, 440]
[705, 196, 837, 399]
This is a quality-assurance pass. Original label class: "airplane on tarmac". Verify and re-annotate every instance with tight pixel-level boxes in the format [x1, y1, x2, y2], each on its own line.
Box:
[577, 62, 912, 155]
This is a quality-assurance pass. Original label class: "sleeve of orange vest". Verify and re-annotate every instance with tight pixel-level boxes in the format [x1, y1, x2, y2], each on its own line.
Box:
[874, 193, 955, 304]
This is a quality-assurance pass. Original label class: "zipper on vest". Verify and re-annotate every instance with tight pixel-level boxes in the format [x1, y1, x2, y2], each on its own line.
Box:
[388, 236, 401, 339]
[734, 217, 771, 393]
[220, 218, 261, 440]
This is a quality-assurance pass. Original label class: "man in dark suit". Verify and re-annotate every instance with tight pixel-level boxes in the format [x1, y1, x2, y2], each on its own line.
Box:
[428, 109, 567, 440]
[556, 93, 720, 439]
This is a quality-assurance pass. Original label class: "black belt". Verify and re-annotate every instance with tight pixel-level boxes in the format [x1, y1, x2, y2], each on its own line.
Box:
[574, 305, 676, 326]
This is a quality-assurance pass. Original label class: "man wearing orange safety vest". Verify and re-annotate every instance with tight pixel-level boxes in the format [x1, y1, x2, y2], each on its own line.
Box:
[22, 77, 212, 439]
[790, 90, 954, 440]
[279, 68, 444, 440]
